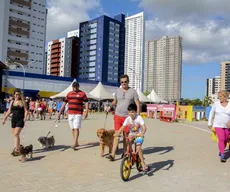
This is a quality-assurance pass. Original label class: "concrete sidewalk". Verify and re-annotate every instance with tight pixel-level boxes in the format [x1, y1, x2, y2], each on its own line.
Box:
[0, 113, 229, 192]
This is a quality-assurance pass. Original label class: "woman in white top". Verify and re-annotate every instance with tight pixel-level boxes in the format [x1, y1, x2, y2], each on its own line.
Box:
[208, 90, 230, 162]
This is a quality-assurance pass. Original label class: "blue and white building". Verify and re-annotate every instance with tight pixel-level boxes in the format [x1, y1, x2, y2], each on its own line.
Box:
[78, 14, 125, 85]
[1, 70, 118, 99]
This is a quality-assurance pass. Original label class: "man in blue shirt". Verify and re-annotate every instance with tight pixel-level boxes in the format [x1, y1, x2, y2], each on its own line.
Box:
[57, 99, 63, 118]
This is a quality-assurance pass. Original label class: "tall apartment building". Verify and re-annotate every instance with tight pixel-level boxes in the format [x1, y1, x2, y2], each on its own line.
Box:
[220, 61, 230, 92]
[78, 14, 125, 85]
[206, 76, 221, 97]
[46, 30, 79, 78]
[144, 36, 182, 102]
[0, 0, 47, 74]
[125, 12, 145, 91]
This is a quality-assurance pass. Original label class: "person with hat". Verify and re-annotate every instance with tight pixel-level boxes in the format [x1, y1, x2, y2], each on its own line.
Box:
[58, 82, 89, 150]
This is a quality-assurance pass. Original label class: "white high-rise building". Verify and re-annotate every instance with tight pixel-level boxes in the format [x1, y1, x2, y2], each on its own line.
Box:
[125, 12, 145, 91]
[206, 76, 221, 97]
[144, 36, 182, 102]
[0, 0, 47, 74]
[67, 29, 79, 38]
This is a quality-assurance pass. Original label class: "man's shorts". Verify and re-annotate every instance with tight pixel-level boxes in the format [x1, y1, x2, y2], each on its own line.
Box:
[68, 114, 82, 129]
[114, 115, 129, 133]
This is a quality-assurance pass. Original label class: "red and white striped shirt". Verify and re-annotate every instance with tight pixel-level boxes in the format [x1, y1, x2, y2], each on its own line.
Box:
[65, 90, 88, 115]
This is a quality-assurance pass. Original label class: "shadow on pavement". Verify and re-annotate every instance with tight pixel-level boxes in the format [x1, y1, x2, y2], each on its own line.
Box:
[129, 160, 174, 181]
[33, 145, 71, 154]
[26, 155, 45, 162]
[76, 142, 100, 150]
[143, 146, 174, 155]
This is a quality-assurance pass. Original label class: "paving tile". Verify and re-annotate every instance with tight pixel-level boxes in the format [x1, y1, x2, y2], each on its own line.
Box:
[0, 114, 230, 191]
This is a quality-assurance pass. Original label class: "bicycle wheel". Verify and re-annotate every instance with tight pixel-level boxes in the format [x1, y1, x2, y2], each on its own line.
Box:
[136, 154, 143, 172]
[120, 156, 132, 181]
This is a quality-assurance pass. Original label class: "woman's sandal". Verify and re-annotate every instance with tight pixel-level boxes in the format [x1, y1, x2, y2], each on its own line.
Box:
[71, 145, 79, 151]
[11, 148, 21, 156]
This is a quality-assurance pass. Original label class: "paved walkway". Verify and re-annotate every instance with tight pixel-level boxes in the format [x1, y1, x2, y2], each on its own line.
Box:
[0, 113, 230, 192]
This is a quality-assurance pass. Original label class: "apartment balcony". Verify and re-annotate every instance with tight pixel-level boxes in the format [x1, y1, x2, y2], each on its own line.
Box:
[8, 35, 29, 44]
[9, 12, 30, 22]
[8, 27, 29, 36]
[9, 3, 31, 15]
[7, 50, 28, 58]
[51, 44, 61, 50]
[52, 40, 60, 45]
[11, 0, 31, 7]
[51, 49, 61, 54]
[9, 59, 28, 65]
[9, 19, 30, 29]
[50, 68, 60, 73]
[51, 54, 60, 59]
[8, 42, 29, 51]
[51, 58, 60, 63]
[50, 64, 60, 69]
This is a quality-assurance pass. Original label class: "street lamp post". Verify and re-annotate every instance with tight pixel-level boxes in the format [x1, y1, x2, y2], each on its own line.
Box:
[5, 58, 36, 93]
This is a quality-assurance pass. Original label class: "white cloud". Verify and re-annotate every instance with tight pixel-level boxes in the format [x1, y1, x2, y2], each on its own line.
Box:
[46, 0, 102, 42]
[137, 0, 230, 64]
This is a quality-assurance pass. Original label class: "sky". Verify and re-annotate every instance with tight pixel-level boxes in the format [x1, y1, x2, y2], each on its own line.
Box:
[45, 0, 230, 99]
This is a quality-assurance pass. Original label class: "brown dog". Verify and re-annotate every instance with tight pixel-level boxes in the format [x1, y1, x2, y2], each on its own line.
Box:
[97, 128, 115, 157]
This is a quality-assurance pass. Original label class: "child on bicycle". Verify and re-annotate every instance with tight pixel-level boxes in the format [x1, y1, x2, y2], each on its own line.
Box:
[113, 103, 148, 171]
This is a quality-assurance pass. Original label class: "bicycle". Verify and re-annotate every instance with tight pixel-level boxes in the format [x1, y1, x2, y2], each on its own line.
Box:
[119, 134, 149, 182]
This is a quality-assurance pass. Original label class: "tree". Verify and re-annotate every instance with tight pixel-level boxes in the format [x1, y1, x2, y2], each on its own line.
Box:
[190, 98, 203, 106]
[203, 96, 212, 106]
[180, 98, 203, 106]
[143, 90, 150, 96]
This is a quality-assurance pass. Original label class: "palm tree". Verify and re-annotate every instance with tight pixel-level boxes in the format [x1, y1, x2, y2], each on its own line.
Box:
[203, 96, 212, 106]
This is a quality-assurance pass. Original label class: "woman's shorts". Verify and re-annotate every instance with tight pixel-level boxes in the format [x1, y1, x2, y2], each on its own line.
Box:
[11, 119, 24, 128]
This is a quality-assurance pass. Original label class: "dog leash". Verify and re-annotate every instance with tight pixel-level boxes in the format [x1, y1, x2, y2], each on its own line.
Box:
[45, 120, 59, 138]
[103, 112, 108, 129]
[21, 121, 26, 145]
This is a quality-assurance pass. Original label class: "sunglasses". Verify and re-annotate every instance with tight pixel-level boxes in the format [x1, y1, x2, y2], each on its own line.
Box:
[15, 93, 21, 96]
[120, 81, 128, 84]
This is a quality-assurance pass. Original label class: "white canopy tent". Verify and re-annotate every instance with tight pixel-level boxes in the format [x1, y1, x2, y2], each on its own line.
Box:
[89, 82, 114, 100]
[147, 89, 168, 103]
[137, 89, 152, 103]
[50, 79, 95, 99]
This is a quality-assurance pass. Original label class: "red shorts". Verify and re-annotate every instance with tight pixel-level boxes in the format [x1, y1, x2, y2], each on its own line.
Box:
[114, 115, 129, 133]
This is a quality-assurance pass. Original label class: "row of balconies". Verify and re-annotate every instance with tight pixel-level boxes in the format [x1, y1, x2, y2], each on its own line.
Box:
[11, 0, 31, 7]
[7, 50, 28, 58]
[8, 27, 29, 36]
[9, 19, 30, 29]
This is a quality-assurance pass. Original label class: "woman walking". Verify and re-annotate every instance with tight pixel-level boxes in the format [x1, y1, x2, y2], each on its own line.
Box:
[2, 89, 28, 155]
[29, 98, 35, 120]
[208, 90, 230, 162]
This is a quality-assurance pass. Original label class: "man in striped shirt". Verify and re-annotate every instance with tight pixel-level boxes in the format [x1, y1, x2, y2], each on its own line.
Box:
[58, 82, 89, 150]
